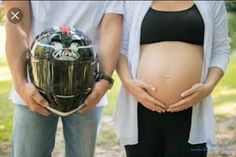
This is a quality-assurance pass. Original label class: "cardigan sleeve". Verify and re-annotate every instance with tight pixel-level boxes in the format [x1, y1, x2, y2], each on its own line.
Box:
[209, 1, 230, 73]
[105, 1, 124, 15]
[120, 2, 133, 56]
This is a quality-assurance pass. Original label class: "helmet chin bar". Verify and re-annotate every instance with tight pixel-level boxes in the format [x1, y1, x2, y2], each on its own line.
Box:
[43, 103, 85, 117]
[38, 87, 91, 116]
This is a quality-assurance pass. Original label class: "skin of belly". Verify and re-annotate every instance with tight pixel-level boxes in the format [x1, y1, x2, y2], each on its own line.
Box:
[137, 41, 203, 106]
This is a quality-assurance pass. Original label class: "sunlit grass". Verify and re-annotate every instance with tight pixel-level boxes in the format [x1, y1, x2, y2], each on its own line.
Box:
[212, 53, 236, 105]
[0, 59, 7, 67]
[0, 80, 13, 141]
[105, 73, 121, 116]
[0, 67, 11, 81]
[0, 58, 13, 141]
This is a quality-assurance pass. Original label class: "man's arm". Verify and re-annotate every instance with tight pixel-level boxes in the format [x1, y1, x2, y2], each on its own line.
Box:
[3, 1, 50, 116]
[4, 1, 30, 91]
[98, 14, 122, 77]
[79, 13, 122, 113]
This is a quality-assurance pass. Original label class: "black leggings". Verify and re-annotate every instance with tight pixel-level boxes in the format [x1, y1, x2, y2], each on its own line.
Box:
[125, 103, 207, 157]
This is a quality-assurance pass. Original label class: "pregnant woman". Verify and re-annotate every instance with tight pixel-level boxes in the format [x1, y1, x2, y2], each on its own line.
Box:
[113, 1, 230, 157]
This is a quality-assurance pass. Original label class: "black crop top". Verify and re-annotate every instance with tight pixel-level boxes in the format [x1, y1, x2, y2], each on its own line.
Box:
[140, 4, 204, 45]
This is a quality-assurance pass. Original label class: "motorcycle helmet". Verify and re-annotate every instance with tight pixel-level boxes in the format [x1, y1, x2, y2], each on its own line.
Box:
[27, 26, 99, 116]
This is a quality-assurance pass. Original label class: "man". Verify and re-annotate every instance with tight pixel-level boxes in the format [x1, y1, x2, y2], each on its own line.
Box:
[2, 1, 123, 157]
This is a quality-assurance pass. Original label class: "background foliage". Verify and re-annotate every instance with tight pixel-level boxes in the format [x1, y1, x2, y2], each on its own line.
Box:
[0, 8, 5, 25]
[228, 12, 236, 49]
[226, 2, 236, 12]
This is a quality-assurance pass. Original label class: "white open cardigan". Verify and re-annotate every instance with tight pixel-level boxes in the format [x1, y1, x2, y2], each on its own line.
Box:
[113, 1, 230, 148]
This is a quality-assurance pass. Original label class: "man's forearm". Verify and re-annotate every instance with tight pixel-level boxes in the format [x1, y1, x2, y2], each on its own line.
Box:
[99, 14, 122, 77]
[5, 24, 29, 90]
[4, 1, 30, 91]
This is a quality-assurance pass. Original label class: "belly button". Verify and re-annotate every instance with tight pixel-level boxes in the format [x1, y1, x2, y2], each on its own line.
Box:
[163, 76, 172, 81]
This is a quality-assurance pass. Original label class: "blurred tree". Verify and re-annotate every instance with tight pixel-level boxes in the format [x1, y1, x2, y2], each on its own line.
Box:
[226, 2, 236, 12]
[0, 8, 5, 25]
[228, 12, 236, 50]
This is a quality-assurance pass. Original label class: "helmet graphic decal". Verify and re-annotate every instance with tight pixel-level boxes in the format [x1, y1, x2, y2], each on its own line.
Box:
[52, 49, 80, 61]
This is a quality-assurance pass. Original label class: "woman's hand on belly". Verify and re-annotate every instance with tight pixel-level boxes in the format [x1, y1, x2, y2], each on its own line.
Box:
[167, 83, 214, 112]
[138, 42, 203, 106]
[125, 79, 166, 113]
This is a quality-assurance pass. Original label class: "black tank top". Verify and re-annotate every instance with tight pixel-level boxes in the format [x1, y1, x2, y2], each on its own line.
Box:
[140, 4, 204, 45]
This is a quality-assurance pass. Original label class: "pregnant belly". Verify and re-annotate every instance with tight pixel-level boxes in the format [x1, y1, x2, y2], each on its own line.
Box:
[137, 42, 203, 106]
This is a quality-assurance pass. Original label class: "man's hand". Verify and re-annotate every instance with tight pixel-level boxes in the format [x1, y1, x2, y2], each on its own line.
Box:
[3, 1, 49, 115]
[79, 80, 109, 114]
[125, 79, 166, 113]
[17, 82, 51, 116]
[167, 83, 214, 112]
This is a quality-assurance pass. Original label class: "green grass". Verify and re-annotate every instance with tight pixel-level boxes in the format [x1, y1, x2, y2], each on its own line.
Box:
[0, 59, 7, 67]
[105, 73, 121, 116]
[0, 58, 12, 141]
[0, 79, 13, 141]
[228, 12, 236, 50]
[217, 53, 236, 88]
[212, 53, 236, 106]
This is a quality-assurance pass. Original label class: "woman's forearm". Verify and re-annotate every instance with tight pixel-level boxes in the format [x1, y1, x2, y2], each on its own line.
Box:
[205, 67, 224, 90]
[116, 54, 132, 86]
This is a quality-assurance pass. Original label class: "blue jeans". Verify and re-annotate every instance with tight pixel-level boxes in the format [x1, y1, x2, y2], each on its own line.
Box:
[12, 104, 103, 157]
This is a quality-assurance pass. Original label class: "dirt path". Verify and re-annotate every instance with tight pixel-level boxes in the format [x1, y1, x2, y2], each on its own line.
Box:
[208, 116, 236, 157]
[208, 103, 236, 157]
